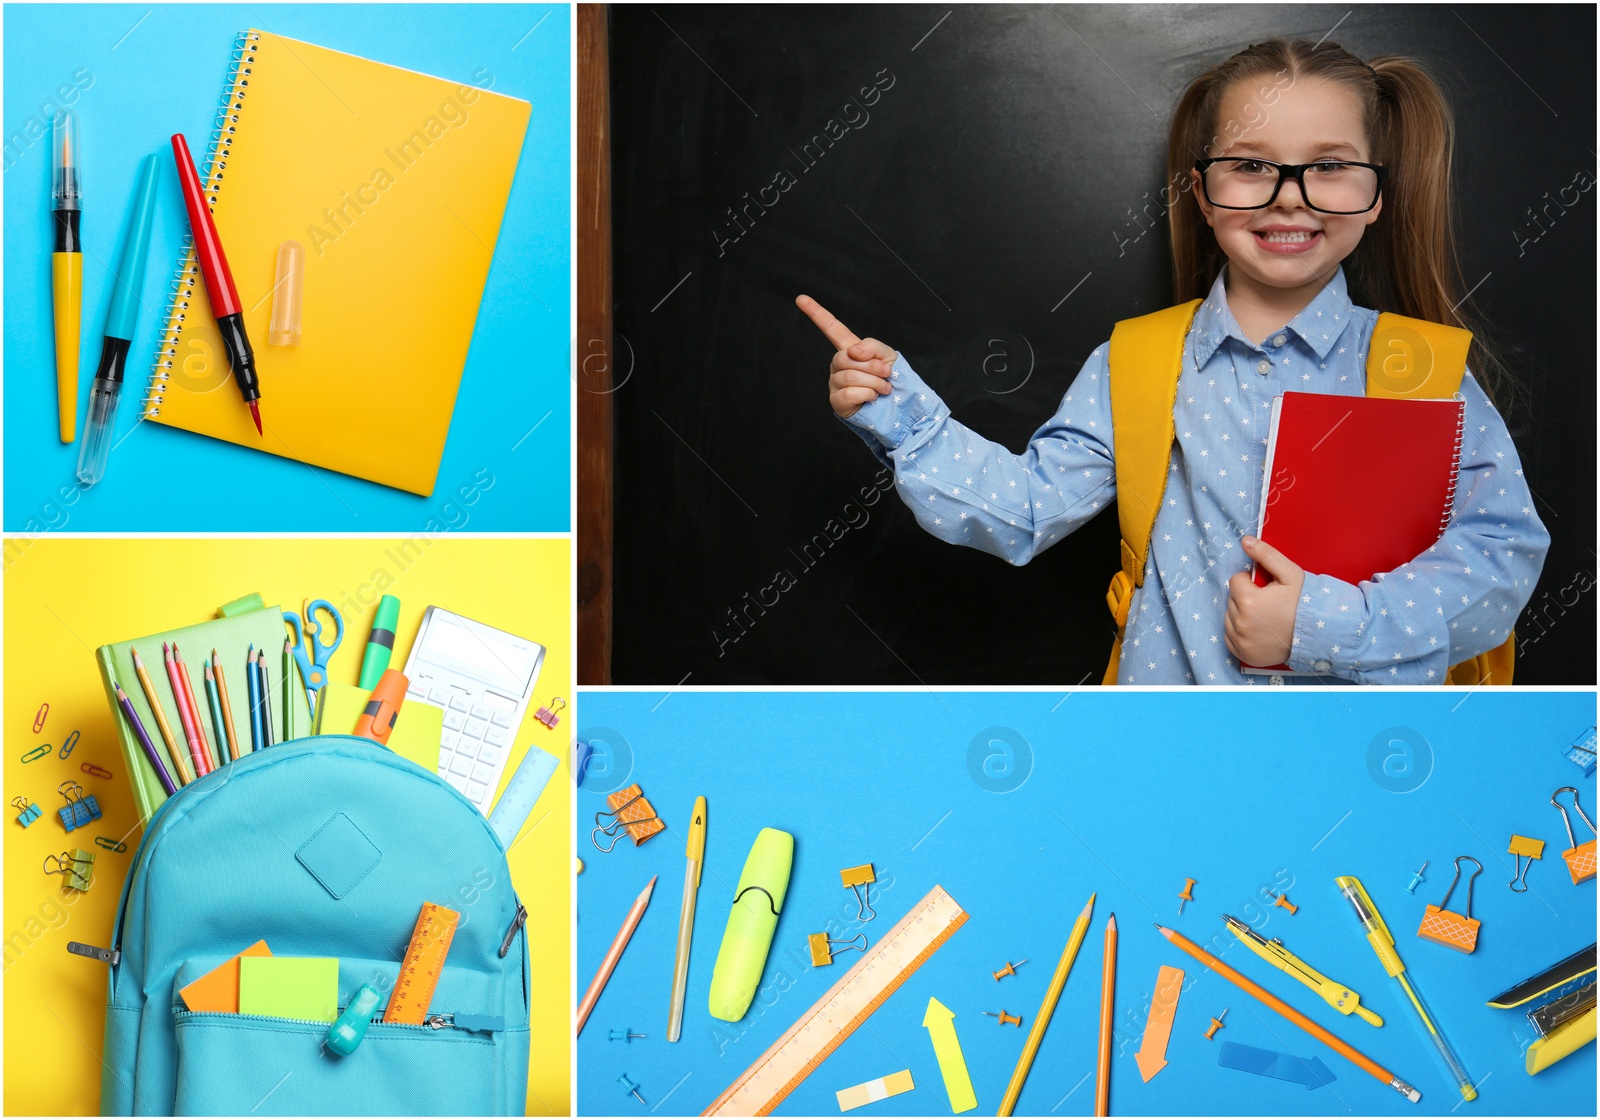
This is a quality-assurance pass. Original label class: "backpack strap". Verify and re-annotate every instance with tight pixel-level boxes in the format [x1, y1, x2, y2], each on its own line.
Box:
[1103, 299, 1201, 682]
[1365, 312, 1471, 398]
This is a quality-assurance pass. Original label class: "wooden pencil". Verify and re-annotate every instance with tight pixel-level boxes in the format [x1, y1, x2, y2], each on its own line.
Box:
[212, 648, 243, 759]
[131, 646, 192, 785]
[1096, 913, 1117, 1117]
[171, 642, 214, 775]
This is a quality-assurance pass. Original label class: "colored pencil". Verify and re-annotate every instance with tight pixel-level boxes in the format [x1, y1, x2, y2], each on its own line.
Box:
[1156, 924, 1418, 1098]
[172, 643, 214, 775]
[577, 875, 656, 1036]
[259, 649, 276, 746]
[163, 643, 207, 777]
[282, 637, 296, 741]
[203, 661, 230, 764]
[246, 644, 262, 752]
[999, 892, 1095, 1115]
[131, 647, 192, 785]
[1096, 913, 1117, 1117]
[212, 649, 243, 759]
[113, 680, 177, 796]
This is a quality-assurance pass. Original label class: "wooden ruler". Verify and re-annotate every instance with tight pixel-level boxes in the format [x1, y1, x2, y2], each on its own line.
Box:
[703, 884, 967, 1117]
[384, 901, 460, 1024]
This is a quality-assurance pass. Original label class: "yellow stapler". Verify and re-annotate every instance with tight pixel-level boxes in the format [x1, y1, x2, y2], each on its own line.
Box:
[1487, 943, 1596, 1074]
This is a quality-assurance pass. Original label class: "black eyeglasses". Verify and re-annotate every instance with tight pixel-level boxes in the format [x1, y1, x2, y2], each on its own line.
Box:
[1194, 157, 1388, 215]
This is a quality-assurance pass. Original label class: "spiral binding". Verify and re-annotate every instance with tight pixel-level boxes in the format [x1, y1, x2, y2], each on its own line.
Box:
[1437, 397, 1467, 533]
[142, 31, 261, 419]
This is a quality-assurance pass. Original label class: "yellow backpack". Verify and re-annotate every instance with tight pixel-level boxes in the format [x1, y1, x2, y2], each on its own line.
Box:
[1102, 300, 1514, 686]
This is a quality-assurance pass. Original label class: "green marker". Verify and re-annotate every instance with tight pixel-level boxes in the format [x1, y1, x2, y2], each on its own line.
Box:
[359, 595, 401, 689]
[709, 828, 793, 1022]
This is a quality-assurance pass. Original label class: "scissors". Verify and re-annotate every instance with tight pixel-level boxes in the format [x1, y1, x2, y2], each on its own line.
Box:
[284, 598, 344, 715]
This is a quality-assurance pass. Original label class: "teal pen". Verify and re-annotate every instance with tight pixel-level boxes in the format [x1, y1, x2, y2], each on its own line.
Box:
[1336, 876, 1477, 1102]
[202, 660, 231, 764]
[77, 152, 161, 485]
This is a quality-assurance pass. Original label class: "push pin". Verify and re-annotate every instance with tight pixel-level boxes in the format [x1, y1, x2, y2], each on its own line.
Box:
[1405, 860, 1428, 893]
[983, 1010, 1023, 1027]
[608, 1028, 647, 1042]
[13, 796, 42, 827]
[534, 697, 566, 729]
[992, 959, 1028, 981]
[1273, 893, 1297, 915]
[1177, 877, 1196, 914]
[618, 1073, 647, 1107]
[1205, 1008, 1228, 1040]
[1508, 835, 1545, 892]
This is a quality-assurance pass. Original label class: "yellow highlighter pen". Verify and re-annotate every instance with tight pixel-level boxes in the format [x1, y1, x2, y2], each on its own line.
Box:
[51, 108, 83, 443]
[1336, 876, 1477, 1101]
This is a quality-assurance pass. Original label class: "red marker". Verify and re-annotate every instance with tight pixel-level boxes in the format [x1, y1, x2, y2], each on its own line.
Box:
[171, 134, 262, 435]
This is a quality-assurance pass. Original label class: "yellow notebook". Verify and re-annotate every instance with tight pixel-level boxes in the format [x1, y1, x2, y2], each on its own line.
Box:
[142, 30, 531, 495]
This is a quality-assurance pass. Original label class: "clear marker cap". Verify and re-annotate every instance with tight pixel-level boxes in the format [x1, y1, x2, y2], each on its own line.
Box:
[52, 109, 81, 211]
[269, 239, 304, 346]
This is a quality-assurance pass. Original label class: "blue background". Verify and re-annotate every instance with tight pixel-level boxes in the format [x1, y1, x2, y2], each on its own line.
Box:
[4, 4, 570, 531]
[576, 690, 1597, 1116]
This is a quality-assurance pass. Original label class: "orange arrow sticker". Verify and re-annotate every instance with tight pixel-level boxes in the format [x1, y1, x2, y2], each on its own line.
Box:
[1135, 964, 1184, 1082]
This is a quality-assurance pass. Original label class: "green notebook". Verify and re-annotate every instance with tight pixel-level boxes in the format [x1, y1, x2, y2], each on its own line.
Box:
[94, 605, 311, 820]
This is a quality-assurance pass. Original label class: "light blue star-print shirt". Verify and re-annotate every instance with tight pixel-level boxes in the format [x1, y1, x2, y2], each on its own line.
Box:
[842, 266, 1550, 684]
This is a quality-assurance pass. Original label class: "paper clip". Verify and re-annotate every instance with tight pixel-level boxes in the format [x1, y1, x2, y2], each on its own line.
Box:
[13, 796, 43, 828]
[33, 703, 49, 733]
[56, 782, 103, 832]
[95, 836, 128, 853]
[1417, 855, 1482, 953]
[840, 863, 877, 922]
[81, 763, 113, 780]
[44, 849, 95, 892]
[21, 745, 49, 763]
[591, 785, 663, 852]
[1552, 787, 1597, 884]
[534, 697, 566, 729]
[1508, 835, 1545, 892]
[808, 931, 867, 966]
[58, 729, 80, 759]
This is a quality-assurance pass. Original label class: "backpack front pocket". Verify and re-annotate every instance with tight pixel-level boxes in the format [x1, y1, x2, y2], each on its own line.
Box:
[173, 1011, 506, 1116]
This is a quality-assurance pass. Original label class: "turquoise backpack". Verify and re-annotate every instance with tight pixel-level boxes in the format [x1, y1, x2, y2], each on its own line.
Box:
[80, 735, 531, 1116]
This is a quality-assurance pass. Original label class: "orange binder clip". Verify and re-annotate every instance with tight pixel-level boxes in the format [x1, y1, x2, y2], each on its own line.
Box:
[591, 784, 664, 852]
[1416, 856, 1482, 953]
[1551, 787, 1596, 884]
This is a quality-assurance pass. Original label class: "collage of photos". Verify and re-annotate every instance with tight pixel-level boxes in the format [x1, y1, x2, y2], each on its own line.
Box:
[3, 2, 1596, 1119]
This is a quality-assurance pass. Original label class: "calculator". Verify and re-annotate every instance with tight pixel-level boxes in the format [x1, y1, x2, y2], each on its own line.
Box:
[401, 606, 547, 815]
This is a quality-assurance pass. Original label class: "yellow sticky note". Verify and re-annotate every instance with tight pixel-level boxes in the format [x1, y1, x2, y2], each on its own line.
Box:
[316, 681, 443, 773]
[179, 941, 272, 1013]
[239, 957, 340, 1022]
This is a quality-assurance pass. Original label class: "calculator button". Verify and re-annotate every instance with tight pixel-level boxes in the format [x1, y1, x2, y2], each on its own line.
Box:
[448, 694, 470, 712]
[440, 732, 459, 751]
[465, 719, 487, 739]
[407, 689, 428, 703]
[449, 754, 472, 777]
[491, 711, 513, 728]
[485, 727, 508, 748]
[470, 704, 490, 720]
[467, 781, 489, 804]
[444, 710, 465, 732]
[446, 771, 470, 793]
[471, 761, 493, 783]
[479, 746, 502, 767]
[428, 688, 448, 705]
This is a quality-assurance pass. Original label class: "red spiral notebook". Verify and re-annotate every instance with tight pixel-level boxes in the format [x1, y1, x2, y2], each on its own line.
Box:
[1245, 391, 1466, 674]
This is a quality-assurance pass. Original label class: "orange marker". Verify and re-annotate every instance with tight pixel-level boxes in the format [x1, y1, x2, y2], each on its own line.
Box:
[353, 669, 408, 745]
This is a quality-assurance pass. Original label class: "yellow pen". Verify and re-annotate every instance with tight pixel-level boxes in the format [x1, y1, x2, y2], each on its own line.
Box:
[1336, 876, 1477, 1101]
[1224, 915, 1383, 1026]
[667, 795, 706, 1042]
[51, 108, 83, 442]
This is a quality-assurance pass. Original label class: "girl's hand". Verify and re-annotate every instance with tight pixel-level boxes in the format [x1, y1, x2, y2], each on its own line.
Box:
[796, 295, 899, 419]
[1224, 536, 1306, 667]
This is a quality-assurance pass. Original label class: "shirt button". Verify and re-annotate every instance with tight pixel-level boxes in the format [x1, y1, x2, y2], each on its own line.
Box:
[1272, 333, 1287, 347]
[1256, 359, 1271, 375]
[1313, 659, 1332, 672]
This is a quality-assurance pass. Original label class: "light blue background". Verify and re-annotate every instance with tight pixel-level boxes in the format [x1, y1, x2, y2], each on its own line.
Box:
[576, 690, 1597, 1116]
[4, 4, 569, 531]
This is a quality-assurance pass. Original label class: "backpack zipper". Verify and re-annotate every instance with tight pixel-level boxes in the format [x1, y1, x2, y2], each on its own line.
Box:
[499, 899, 527, 958]
[176, 1009, 504, 1033]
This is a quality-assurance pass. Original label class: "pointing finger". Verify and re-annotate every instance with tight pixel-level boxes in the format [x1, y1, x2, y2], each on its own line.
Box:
[796, 294, 862, 351]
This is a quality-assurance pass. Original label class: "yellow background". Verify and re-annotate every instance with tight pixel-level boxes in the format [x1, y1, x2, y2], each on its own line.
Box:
[3, 537, 570, 1116]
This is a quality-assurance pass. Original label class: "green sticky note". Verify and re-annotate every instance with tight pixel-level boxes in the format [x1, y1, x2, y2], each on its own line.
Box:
[238, 956, 340, 1022]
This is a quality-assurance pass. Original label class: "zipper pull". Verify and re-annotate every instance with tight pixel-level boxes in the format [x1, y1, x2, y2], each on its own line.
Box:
[499, 901, 527, 959]
[67, 941, 120, 966]
[449, 1012, 505, 1033]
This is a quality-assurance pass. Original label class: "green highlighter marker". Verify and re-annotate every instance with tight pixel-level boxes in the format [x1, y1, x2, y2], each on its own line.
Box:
[709, 828, 793, 1022]
[359, 595, 401, 689]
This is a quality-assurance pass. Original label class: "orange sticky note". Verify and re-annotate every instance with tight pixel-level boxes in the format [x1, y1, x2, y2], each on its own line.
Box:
[178, 940, 271, 1012]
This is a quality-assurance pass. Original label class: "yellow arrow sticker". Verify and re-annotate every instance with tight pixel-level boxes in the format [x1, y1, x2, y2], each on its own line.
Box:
[922, 997, 977, 1113]
[1135, 965, 1184, 1082]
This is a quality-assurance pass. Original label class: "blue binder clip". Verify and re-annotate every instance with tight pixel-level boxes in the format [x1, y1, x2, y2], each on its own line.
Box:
[1564, 727, 1596, 776]
[56, 782, 102, 832]
[13, 796, 42, 827]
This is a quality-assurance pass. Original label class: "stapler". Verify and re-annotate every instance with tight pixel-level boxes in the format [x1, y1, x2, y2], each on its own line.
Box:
[1487, 943, 1596, 1074]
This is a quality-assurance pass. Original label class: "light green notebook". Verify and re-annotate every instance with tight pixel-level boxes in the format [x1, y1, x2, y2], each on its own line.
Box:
[94, 605, 311, 821]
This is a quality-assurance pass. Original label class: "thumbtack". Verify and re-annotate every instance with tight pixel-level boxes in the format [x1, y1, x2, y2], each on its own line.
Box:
[1205, 1008, 1228, 1040]
[992, 959, 1028, 981]
[1178, 877, 1196, 914]
[617, 1073, 647, 1106]
[1405, 860, 1428, 894]
[608, 1028, 647, 1042]
[983, 1010, 1023, 1027]
[1273, 893, 1297, 915]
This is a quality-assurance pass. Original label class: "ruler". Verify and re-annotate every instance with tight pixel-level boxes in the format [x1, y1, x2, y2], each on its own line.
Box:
[703, 884, 967, 1117]
[385, 901, 460, 1024]
[487, 742, 559, 848]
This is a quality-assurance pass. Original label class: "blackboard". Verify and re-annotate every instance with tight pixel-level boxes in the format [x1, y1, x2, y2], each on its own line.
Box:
[606, 3, 1596, 684]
